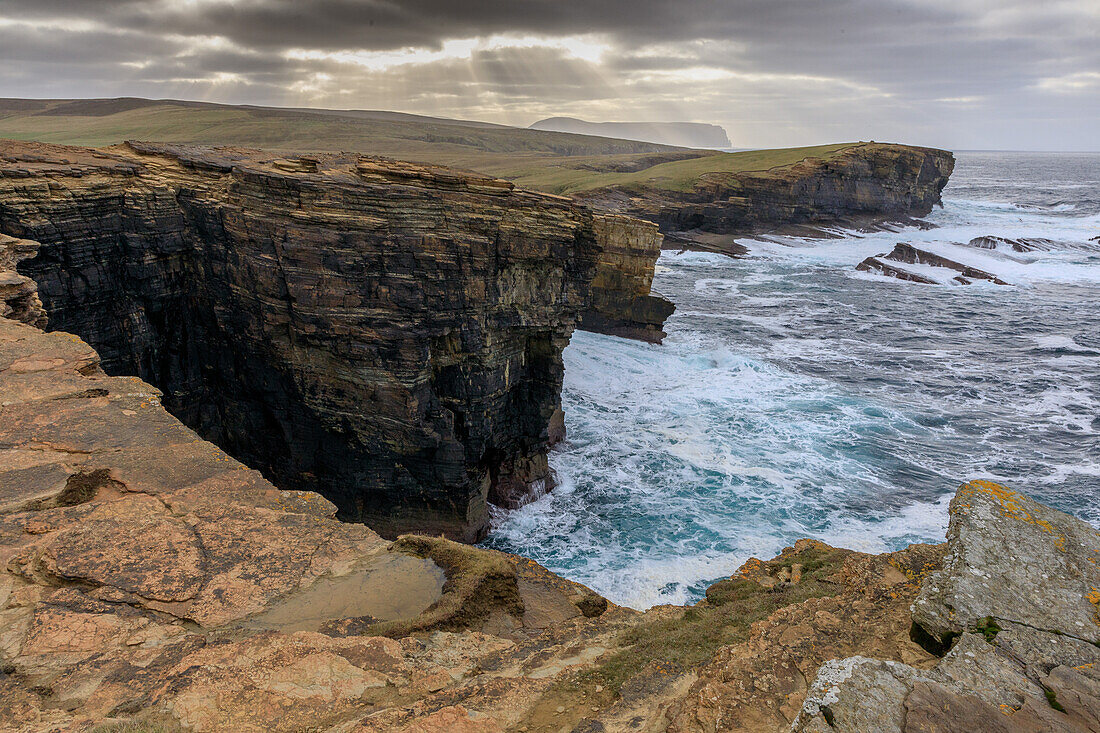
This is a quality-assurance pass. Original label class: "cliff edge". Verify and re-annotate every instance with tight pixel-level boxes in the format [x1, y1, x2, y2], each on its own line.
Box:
[574, 142, 955, 254]
[0, 139, 672, 541]
[1, 290, 1093, 732]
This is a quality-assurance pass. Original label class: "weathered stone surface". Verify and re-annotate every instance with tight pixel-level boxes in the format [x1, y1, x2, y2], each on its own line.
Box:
[794, 482, 1100, 733]
[0, 138, 670, 540]
[0, 302, 645, 732]
[913, 479, 1100, 647]
[663, 541, 943, 733]
[0, 235, 44, 328]
[579, 214, 675, 343]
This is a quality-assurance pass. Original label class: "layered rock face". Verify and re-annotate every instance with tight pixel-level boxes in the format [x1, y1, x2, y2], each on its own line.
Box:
[578, 214, 675, 343]
[581, 143, 955, 248]
[0, 139, 669, 541]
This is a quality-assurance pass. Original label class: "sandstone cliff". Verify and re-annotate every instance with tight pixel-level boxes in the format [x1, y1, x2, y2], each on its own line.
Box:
[578, 142, 955, 252]
[0, 139, 670, 541]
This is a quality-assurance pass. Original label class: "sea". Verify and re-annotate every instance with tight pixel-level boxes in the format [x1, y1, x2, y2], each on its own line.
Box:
[485, 151, 1100, 609]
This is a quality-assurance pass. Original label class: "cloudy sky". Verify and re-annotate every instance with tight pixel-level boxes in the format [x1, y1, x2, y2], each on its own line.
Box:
[2, 0, 1097, 150]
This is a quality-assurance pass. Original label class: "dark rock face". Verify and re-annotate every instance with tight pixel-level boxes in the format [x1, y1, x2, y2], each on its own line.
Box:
[858, 242, 1010, 285]
[0, 139, 667, 541]
[580, 143, 955, 254]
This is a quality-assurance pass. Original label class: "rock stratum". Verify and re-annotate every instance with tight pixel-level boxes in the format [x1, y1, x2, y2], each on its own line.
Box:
[580, 142, 955, 254]
[0, 139, 671, 541]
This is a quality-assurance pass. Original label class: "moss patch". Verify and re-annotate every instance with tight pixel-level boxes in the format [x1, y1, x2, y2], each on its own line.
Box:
[578, 543, 852, 696]
[367, 535, 523, 636]
[1043, 685, 1067, 713]
[971, 617, 1002, 644]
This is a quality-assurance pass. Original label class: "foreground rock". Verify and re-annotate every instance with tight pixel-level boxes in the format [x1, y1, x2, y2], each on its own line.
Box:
[0, 297, 635, 731]
[0, 139, 671, 541]
[793, 480, 1100, 732]
[858, 242, 1011, 285]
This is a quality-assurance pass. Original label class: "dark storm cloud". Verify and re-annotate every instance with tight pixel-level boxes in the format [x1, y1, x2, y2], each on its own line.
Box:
[0, 0, 1096, 149]
[4, 0, 959, 52]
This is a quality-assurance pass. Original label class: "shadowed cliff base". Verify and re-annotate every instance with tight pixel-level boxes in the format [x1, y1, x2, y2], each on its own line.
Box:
[0, 139, 670, 542]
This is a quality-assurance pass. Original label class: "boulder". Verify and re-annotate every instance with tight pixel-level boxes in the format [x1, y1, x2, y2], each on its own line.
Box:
[794, 481, 1100, 732]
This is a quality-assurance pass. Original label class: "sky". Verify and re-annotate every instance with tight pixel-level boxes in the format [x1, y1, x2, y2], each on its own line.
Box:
[1, 0, 1097, 151]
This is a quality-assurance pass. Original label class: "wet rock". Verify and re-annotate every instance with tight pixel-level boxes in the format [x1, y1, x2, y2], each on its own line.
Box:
[967, 235, 1060, 252]
[857, 242, 1010, 285]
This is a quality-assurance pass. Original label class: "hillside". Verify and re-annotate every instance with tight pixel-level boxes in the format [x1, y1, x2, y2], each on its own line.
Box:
[0, 97, 706, 175]
[530, 116, 732, 148]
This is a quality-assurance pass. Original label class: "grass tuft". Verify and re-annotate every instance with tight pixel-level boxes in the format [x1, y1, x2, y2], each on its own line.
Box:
[367, 535, 523, 636]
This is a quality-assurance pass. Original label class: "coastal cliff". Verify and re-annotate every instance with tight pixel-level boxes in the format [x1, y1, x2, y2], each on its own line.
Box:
[0, 139, 670, 541]
[576, 142, 955, 252]
[2, 298, 1094, 732]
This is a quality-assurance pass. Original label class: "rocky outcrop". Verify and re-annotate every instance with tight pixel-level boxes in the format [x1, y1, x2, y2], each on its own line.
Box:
[0, 235, 44, 328]
[580, 143, 954, 254]
[0, 139, 670, 541]
[793, 480, 1100, 732]
[578, 214, 675, 343]
[858, 242, 1010, 285]
[2, 312, 1096, 733]
[0, 300, 633, 731]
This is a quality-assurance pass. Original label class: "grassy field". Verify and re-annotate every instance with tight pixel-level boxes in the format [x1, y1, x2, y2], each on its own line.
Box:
[508, 142, 858, 194]
[0, 98, 858, 196]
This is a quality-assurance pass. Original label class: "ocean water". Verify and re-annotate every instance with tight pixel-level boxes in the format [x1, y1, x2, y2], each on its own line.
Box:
[485, 152, 1100, 609]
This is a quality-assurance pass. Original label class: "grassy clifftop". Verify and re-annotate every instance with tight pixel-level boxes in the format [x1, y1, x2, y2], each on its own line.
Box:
[0, 99, 917, 209]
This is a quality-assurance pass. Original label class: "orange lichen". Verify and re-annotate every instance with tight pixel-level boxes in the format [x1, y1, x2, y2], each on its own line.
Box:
[959, 480, 1067, 552]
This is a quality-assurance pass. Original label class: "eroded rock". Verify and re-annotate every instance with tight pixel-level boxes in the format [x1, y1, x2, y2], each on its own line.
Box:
[913, 479, 1100, 647]
[857, 242, 1010, 285]
[794, 481, 1100, 732]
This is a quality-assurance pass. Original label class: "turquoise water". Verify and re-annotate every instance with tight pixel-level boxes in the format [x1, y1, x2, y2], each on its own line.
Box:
[486, 152, 1100, 608]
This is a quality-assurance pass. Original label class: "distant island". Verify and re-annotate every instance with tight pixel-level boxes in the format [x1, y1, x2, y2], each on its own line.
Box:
[530, 116, 732, 148]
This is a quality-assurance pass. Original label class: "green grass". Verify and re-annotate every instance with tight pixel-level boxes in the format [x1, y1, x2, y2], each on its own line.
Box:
[0, 98, 862, 197]
[577, 543, 852, 695]
[507, 142, 859, 195]
[366, 535, 524, 636]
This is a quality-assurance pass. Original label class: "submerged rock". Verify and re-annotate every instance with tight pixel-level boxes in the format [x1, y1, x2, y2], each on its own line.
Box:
[967, 235, 1060, 252]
